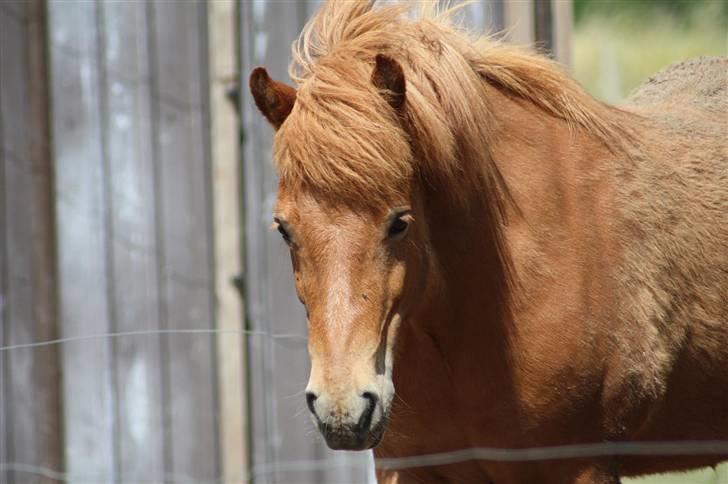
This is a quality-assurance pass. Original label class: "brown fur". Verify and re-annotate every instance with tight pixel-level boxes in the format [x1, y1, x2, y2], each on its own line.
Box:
[250, 1, 728, 482]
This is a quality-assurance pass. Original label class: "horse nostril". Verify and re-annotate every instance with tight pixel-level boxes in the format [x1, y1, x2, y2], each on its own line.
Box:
[357, 392, 379, 433]
[305, 391, 318, 416]
[362, 391, 379, 406]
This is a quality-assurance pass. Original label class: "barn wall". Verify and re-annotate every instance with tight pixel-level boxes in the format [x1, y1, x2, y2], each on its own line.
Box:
[48, 0, 219, 480]
[1, 0, 230, 481]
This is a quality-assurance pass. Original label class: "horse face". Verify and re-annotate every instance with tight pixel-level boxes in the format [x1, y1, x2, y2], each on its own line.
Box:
[274, 186, 429, 450]
[253, 55, 420, 450]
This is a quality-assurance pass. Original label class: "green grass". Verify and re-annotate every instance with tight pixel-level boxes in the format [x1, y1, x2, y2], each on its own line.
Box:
[624, 463, 728, 484]
[573, 1, 727, 101]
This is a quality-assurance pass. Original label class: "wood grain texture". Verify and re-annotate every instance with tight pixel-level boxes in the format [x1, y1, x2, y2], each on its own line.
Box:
[48, 1, 116, 480]
[208, 0, 247, 481]
[0, 2, 63, 482]
[0, 7, 38, 480]
[26, 0, 64, 479]
[0, 7, 9, 480]
[99, 1, 166, 481]
[149, 0, 220, 480]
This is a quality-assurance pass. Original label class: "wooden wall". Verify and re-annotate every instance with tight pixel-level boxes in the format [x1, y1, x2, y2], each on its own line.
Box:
[50, 0, 219, 480]
[1, 0, 233, 482]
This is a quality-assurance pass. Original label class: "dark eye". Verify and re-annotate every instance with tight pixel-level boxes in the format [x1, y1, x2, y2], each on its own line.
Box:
[388, 216, 409, 238]
[277, 225, 291, 244]
[274, 218, 292, 245]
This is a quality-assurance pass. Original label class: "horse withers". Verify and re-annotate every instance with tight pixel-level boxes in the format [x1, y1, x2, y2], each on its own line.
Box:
[249, 1, 728, 482]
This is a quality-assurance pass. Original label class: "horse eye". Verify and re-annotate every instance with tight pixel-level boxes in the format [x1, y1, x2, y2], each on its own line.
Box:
[273, 217, 291, 245]
[276, 222, 292, 245]
[388, 216, 409, 238]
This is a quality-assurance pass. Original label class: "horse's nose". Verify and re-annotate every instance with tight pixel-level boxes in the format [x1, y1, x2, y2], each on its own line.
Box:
[356, 391, 378, 434]
[304, 389, 382, 449]
[305, 391, 318, 417]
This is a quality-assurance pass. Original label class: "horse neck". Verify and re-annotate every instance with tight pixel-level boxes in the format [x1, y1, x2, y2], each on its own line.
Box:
[394, 85, 619, 441]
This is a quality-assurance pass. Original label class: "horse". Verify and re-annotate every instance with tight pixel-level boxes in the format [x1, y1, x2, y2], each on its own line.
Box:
[248, 1, 728, 482]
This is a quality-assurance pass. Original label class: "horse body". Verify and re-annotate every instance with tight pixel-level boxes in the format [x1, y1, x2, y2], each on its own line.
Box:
[249, 2, 727, 482]
[376, 58, 728, 483]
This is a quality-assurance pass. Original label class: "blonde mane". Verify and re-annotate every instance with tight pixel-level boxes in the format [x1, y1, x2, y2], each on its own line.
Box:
[275, 0, 631, 202]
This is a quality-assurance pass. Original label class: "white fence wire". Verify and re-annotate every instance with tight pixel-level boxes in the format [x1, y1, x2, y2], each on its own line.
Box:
[1, 329, 727, 483]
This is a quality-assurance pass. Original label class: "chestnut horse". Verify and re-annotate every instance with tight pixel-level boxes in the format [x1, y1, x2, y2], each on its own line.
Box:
[249, 1, 728, 482]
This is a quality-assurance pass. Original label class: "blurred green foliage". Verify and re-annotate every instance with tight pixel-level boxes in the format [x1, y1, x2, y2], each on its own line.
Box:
[572, 0, 727, 101]
[574, 0, 728, 24]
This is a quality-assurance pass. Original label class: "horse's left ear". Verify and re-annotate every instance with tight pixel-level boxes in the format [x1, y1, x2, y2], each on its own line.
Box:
[249, 67, 297, 129]
[371, 54, 406, 111]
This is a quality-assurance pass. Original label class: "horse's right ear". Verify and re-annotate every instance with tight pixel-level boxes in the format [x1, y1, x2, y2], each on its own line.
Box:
[371, 54, 406, 111]
[249, 67, 296, 129]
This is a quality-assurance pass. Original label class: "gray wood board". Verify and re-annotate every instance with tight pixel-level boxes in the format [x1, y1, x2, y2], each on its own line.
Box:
[0, 6, 38, 479]
[0, 5, 13, 481]
[49, 1, 117, 480]
[2, 0, 222, 481]
[149, 0, 220, 481]
[99, 1, 166, 481]
[1, 2, 63, 482]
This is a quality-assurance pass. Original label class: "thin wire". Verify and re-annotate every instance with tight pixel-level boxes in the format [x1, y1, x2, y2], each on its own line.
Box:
[3, 330, 727, 479]
[375, 441, 728, 470]
[0, 328, 306, 352]
[0, 463, 199, 484]
[3, 441, 728, 483]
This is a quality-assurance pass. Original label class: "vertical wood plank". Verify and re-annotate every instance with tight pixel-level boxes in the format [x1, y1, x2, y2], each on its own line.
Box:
[0, 2, 63, 481]
[48, 0, 116, 480]
[208, 1, 247, 482]
[26, 0, 64, 479]
[240, 1, 309, 480]
[0, 6, 9, 481]
[98, 0, 166, 481]
[533, 0, 554, 54]
[150, 0, 219, 480]
[552, 0, 572, 67]
[503, 0, 534, 44]
[0, 5, 38, 481]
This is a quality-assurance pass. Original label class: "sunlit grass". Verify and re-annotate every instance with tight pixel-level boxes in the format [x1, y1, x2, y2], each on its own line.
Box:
[624, 463, 728, 484]
[573, 1, 727, 101]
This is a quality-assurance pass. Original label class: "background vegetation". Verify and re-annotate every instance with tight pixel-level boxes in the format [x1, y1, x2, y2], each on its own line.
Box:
[573, 0, 727, 101]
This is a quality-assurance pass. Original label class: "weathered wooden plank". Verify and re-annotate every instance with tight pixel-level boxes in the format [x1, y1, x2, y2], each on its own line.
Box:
[0, 2, 63, 482]
[98, 0, 166, 481]
[208, 0, 247, 481]
[150, 0, 219, 480]
[48, 0, 116, 480]
[0, 7, 9, 481]
[0, 4, 41, 482]
[25, 0, 64, 480]
[552, 0, 572, 67]
[533, 0, 553, 54]
[503, 0, 534, 44]
[239, 1, 274, 475]
[240, 1, 307, 480]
